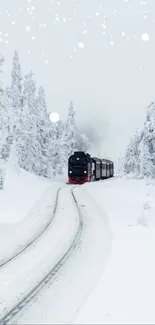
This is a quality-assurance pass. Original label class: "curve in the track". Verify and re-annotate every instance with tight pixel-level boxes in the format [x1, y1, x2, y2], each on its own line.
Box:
[0, 186, 83, 325]
[0, 186, 64, 269]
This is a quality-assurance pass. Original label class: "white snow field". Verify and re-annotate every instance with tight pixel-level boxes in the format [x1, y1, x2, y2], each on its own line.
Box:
[0, 167, 63, 265]
[1, 175, 155, 324]
[74, 177, 155, 324]
[1, 184, 112, 324]
[0, 186, 81, 320]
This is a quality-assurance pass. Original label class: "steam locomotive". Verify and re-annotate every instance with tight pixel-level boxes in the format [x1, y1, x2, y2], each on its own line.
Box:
[68, 151, 114, 184]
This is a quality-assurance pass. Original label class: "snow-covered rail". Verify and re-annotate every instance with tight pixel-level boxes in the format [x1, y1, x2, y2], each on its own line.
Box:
[0, 187, 83, 325]
[0, 186, 64, 268]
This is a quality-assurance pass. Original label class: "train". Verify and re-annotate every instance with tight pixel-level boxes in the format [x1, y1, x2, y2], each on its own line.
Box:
[68, 151, 114, 184]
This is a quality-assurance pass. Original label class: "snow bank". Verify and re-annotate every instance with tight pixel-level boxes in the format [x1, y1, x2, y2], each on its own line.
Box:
[0, 167, 63, 265]
[74, 178, 155, 324]
[0, 167, 52, 223]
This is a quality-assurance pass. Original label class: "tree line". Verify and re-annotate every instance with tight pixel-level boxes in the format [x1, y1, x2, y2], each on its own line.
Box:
[0, 51, 90, 180]
[122, 102, 155, 178]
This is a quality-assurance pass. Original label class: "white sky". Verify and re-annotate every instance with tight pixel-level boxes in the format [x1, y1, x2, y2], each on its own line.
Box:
[0, 0, 155, 162]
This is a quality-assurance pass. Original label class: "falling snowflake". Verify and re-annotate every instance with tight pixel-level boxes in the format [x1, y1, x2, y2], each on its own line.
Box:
[44, 59, 48, 64]
[141, 33, 149, 41]
[25, 25, 31, 32]
[78, 42, 84, 48]
[82, 30, 88, 35]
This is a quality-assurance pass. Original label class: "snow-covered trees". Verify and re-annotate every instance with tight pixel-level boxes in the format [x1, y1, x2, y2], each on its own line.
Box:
[123, 129, 142, 176]
[11, 50, 22, 110]
[57, 101, 90, 175]
[16, 72, 39, 172]
[139, 102, 155, 178]
[0, 55, 10, 162]
[0, 55, 9, 188]
[63, 101, 77, 159]
[0, 51, 90, 180]
[6, 50, 23, 171]
[123, 102, 155, 179]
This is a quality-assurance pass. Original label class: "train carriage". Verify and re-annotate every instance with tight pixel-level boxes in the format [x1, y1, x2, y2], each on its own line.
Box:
[101, 159, 107, 179]
[91, 157, 101, 180]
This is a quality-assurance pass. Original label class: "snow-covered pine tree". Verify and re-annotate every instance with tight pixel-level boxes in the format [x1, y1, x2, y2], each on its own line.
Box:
[0, 88, 13, 162]
[139, 102, 155, 178]
[34, 85, 55, 178]
[63, 101, 77, 164]
[53, 119, 65, 176]
[0, 55, 8, 188]
[60, 101, 91, 174]
[17, 72, 41, 173]
[11, 50, 22, 110]
[0, 56, 6, 161]
[8, 50, 23, 171]
[48, 121, 59, 177]
[123, 129, 142, 176]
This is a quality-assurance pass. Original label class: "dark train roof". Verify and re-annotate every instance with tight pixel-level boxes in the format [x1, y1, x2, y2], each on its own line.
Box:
[69, 151, 91, 163]
[92, 157, 102, 163]
[102, 158, 113, 164]
[69, 152, 114, 165]
[92, 158, 114, 166]
[72, 151, 91, 158]
[74, 151, 85, 155]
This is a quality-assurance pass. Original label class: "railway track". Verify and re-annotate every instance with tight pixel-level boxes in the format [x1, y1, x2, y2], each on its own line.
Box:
[0, 186, 63, 269]
[0, 186, 83, 325]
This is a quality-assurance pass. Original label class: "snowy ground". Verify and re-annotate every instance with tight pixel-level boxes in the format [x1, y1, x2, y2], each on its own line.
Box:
[1, 174, 155, 324]
[74, 177, 155, 324]
[0, 167, 52, 223]
[12, 184, 112, 324]
[0, 167, 63, 265]
[0, 186, 81, 319]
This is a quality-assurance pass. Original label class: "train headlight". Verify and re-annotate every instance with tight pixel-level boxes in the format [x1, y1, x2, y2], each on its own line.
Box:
[69, 170, 72, 174]
[84, 171, 87, 174]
